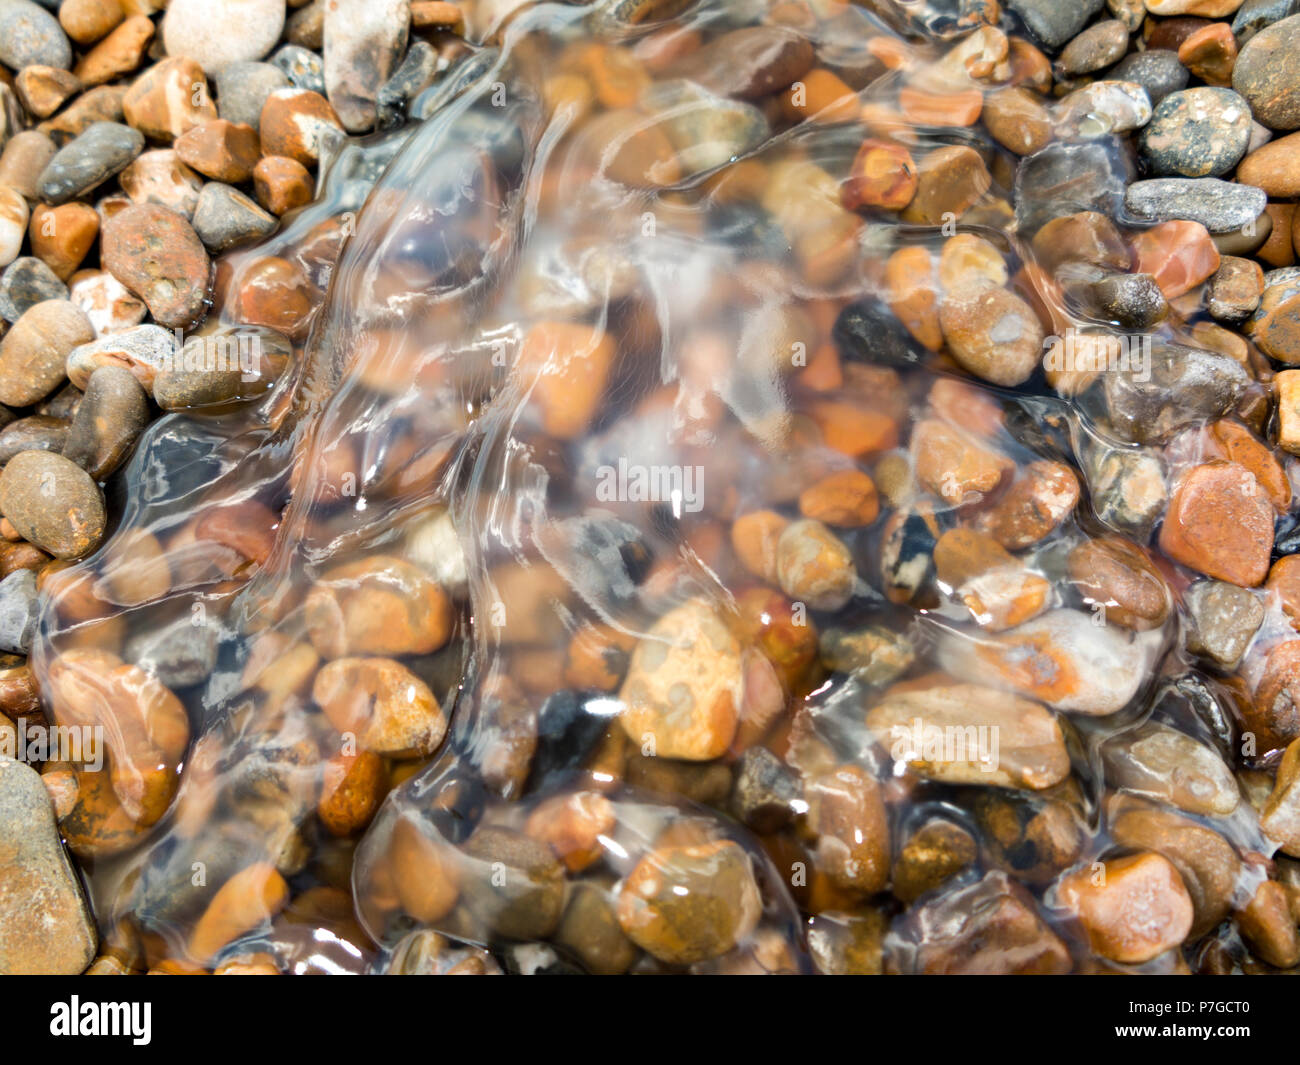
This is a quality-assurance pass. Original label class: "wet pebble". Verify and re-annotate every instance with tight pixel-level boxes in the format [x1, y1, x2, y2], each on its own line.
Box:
[0, 451, 105, 559]
[101, 203, 210, 329]
[1233, 12, 1300, 128]
[0, 256, 67, 322]
[0, 299, 94, 407]
[36, 120, 143, 205]
[1054, 852, 1193, 964]
[0, 569, 37, 654]
[1006, 0, 1105, 50]
[0, 757, 96, 974]
[1140, 87, 1252, 176]
[1158, 461, 1275, 586]
[1110, 48, 1189, 105]
[191, 182, 278, 253]
[1055, 20, 1128, 77]
[323, 0, 409, 133]
[1125, 178, 1266, 234]
[271, 43, 326, 94]
[62, 364, 148, 479]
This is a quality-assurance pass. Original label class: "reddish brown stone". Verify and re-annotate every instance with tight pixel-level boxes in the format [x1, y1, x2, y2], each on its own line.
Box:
[252, 155, 314, 216]
[259, 88, 344, 168]
[1159, 461, 1274, 587]
[174, 120, 261, 183]
[29, 203, 99, 281]
[101, 203, 211, 329]
[121, 56, 217, 142]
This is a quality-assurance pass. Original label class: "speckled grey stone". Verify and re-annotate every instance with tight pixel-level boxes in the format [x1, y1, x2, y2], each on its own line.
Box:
[1140, 88, 1252, 177]
[1125, 178, 1267, 234]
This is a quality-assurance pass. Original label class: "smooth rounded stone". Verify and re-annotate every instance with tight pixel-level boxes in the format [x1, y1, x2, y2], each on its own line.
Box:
[0, 451, 104, 559]
[899, 145, 991, 225]
[1235, 0, 1300, 41]
[323, 0, 409, 133]
[0, 0, 72, 71]
[1067, 536, 1170, 631]
[0, 299, 94, 406]
[617, 598, 742, 760]
[616, 839, 760, 965]
[646, 81, 769, 177]
[776, 517, 858, 610]
[1110, 48, 1190, 105]
[1007, 0, 1105, 49]
[1056, 80, 1152, 138]
[891, 819, 977, 905]
[982, 87, 1054, 155]
[665, 25, 813, 100]
[1262, 739, 1300, 855]
[101, 204, 210, 329]
[867, 683, 1069, 789]
[151, 326, 287, 409]
[1103, 722, 1240, 817]
[1055, 20, 1128, 76]
[15, 64, 80, 118]
[1159, 461, 1274, 587]
[1100, 344, 1246, 443]
[938, 283, 1044, 386]
[819, 624, 915, 686]
[253, 155, 314, 216]
[1185, 580, 1263, 668]
[937, 607, 1161, 715]
[0, 256, 67, 323]
[37, 121, 143, 205]
[833, 296, 930, 369]
[894, 870, 1071, 974]
[805, 764, 890, 894]
[1124, 178, 1266, 235]
[68, 270, 146, 336]
[162, 0, 285, 75]
[314, 657, 445, 758]
[1139, 88, 1252, 177]
[30, 202, 99, 281]
[62, 364, 148, 479]
[60, 0, 125, 46]
[729, 747, 801, 834]
[305, 556, 452, 658]
[0, 569, 36, 654]
[213, 61, 290, 130]
[191, 182, 278, 253]
[271, 43, 325, 94]
[1088, 447, 1167, 537]
[66, 324, 173, 391]
[1088, 272, 1167, 327]
[1014, 138, 1131, 234]
[118, 149, 203, 219]
[0, 131, 57, 201]
[1054, 852, 1193, 964]
[1207, 255, 1265, 321]
[0, 757, 96, 974]
[258, 88, 345, 166]
[460, 825, 566, 941]
[553, 880, 637, 975]
[1234, 13, 1300, 128]
[0, 415, 68, 462]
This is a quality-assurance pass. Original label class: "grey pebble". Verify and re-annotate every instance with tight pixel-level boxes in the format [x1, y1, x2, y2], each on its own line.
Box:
[0, 257, 67, 323]
[1125, 177, 1267, 234]
[37, 121, 144, 205]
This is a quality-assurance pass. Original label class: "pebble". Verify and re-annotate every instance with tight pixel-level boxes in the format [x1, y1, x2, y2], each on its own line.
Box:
[1014, 139, 1130, 234]
[981, 87, 1054, 155]
[162, 0, 285, 75]
[665, 26, 813, 100]
[1125, 178, 1266, 234]
[1261, 738, 1300, 855]
[977, 459, 1080, 549]
[0, 299, 93, 406]
[121, 56, 218, 141]
[805, 764, 890, 894]
[1088, 272, 1168, 328]
[1250, 642, 1300, 754]
[1233, 12, 1300, 128]
[313, 656, 446, 758]
[375, 39, 437, 130]
[1006, 0, 1105, 50]
[892, 819, 977, 904]
[1159, 461, 1274, 586]
[617, 598, 742, 760]
[1103, 721, 1240, 816]
[1236, 879, 1300, 967]
[1140, 88, 1253, 177]
[1054, 852, 1194, 964]
[1237, 130, 1300, 195]
[775, 518, 858, 610]
[123, 612, 218, 689]
[29, 202, 99, 281]
[1207, 255, 1265, 321]
[913, 417, 1012, 506]
[62, 364, 148, 479]
[73, 13, 152, 87]
[1278, 368, 1300, 452]
[938, 607, 1158, 714]
[1179, 22, 1239, 85]
[175, 120, 261, 184]
[0, 0, 72, 71]
[101, 203, 210, 329]
[1068, 536, 1171, 631]
[0, 256, 67, 322]
[271, 43, 326, 95]
[16, 64, 80, 118]
[0, 415, 68, 462]
[1089, 447, 1167, 536]
[323, 0, 409, 132]
[188, 863, 288, 963]
[1055, 80, 1152, 136]
[259, 88, 344, 167]
[303, 555, 453, 658]
[1130, 219, 1222, 297]
[118, 150, 203, 219]
[59, 0, 124, 46]
[938, 283, 1044, 387]
[39, 84, 125, 139]
[0, 569, 37, 654]
[0, 185, 26, 269]
[37, 121, 143, 205]
[1055, 20, 1128, 76]
[253, 155, 314, 215]
[192, 182, 278, 252]
[933, 527, 1050, 630]
[67, 269, 145, 336]
[900, 870, 1071, 974]
[213, 61, 290, 129]
[729, 747, 801, 834]
[0, 451, 104, 559]
[1110, 48, 1190, 104]
[0, 131, 56, 201]
[1184, 579, 1263, 668]
[1103, 343, 1246, 443]
[461, 825, 566, 941]
[616, 839, 760, 965]
[0, 757, 96, 974]
[840, 138, 916, 212]
[554, 881, 637, 975]
[65, 323, 174, 390]
[899, 145, 990, 226]
[868, 683, 1069, 789]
